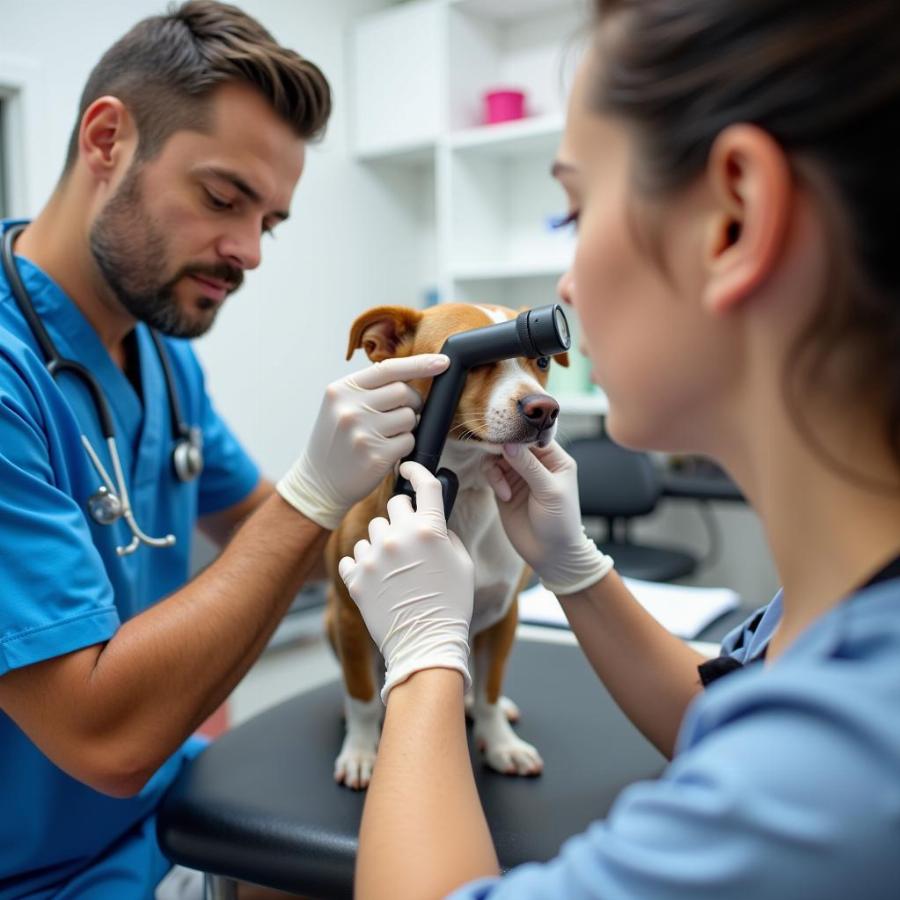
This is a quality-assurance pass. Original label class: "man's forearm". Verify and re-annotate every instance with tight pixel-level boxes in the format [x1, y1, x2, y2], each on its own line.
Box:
[559, 570, 708, 758]
[357, 669, 499, 900]
[86, 492, 329, 789]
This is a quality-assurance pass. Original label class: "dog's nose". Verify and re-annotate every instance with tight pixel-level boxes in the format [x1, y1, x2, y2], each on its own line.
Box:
[517, 394, 560, 431]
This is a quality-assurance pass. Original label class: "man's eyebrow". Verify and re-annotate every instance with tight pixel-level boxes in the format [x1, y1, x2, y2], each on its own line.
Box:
[550, 160, 578, 179]
[199, 166, 290, 222]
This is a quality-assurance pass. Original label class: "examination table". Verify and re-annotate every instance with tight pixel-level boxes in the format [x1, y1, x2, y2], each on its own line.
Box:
[157, 628, 669, 898]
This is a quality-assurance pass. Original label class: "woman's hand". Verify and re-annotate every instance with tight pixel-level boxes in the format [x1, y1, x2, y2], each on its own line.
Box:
[484, 441, 613, 595]
[338, 461, 474, 702]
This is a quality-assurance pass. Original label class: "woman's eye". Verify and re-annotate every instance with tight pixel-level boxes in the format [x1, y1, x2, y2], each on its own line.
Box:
[551, 210, 580, 230]
[536, 357, 550, 370]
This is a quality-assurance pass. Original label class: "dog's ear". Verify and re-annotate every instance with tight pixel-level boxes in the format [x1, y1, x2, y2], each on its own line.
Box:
[346, 306, 424, 362]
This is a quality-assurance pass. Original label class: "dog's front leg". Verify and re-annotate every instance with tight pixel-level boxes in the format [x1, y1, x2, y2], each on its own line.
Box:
[470, 598, 543, 777]
[331, 598, 384, 790]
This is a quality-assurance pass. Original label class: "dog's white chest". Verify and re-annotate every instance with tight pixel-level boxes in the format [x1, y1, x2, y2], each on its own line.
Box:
[448, 485, 523, 635]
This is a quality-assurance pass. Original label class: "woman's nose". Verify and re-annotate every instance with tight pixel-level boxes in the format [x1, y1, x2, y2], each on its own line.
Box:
[556, 270, 574, 305]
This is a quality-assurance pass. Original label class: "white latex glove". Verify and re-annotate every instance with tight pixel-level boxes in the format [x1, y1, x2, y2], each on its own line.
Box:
[277, 354, 449, 529]
[483, 441, 614, 596]
[338, 461, 474, 703]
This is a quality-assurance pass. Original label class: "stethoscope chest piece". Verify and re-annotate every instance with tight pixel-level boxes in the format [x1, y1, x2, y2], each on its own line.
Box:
[87, 485, 124, 526]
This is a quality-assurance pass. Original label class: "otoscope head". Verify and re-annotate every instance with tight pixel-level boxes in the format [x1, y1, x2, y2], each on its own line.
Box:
[517, 303, 571, 358]
[396, 303, 572, 517]
[440, 302, 571, 369]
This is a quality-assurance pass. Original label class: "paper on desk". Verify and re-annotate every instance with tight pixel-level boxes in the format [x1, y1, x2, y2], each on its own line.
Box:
[518, 577, 739, 640]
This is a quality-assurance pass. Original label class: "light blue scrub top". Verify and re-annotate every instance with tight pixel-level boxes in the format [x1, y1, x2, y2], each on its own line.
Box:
[0, 220, 261, 898]
[452, 580, 900, 899]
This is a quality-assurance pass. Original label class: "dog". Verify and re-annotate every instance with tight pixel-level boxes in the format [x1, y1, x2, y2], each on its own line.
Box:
[324, 302, 569, 789]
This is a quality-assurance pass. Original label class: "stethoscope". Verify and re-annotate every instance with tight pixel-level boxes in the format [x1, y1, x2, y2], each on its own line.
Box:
[1, 222, 204, 556]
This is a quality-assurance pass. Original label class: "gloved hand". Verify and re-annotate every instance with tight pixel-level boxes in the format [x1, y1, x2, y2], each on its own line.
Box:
[338, 461, 474, 703]
[483, 441, 614, 596]
[277, 354, 448, 529]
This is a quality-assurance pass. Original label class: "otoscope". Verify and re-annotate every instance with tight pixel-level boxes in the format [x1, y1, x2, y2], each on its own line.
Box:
[395, 303, 572, 518]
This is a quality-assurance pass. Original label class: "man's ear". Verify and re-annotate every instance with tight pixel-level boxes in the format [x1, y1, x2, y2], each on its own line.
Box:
[346, 306, 424, 362]
[703, 124, 792, 315]
[79, 96, 136, 183]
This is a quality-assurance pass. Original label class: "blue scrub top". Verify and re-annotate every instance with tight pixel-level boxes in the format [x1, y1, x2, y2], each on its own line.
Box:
[452, 579, 900, 899]
[0, 219, 261, 898]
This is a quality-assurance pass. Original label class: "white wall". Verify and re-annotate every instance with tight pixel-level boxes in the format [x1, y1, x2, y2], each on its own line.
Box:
[0, 0, 779, 607]
[0, 0, 433, 479]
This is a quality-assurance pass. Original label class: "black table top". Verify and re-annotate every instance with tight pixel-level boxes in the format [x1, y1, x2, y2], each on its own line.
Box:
[158, 636, 666, 898]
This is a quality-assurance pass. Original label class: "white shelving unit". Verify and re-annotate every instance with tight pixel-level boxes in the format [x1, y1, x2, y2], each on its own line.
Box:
[349, 0, 600, 413]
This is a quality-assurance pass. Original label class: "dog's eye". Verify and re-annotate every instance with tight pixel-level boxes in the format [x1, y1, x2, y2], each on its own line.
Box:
[536, 357, 550, 370]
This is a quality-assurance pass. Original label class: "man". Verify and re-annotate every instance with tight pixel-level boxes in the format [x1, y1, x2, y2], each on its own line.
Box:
[0, 3, 447, 897]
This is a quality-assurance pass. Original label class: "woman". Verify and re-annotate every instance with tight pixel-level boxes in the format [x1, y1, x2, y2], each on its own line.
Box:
[338, 0, 900, 897]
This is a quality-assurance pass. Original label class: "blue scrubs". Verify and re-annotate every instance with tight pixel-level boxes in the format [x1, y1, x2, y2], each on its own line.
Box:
[0, 220, 260, 898]
[451, 579, 900, 898]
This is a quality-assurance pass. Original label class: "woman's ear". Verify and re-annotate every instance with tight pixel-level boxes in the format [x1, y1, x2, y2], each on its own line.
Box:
[702, 124, 792, 315]
[346, 306, 423, 361]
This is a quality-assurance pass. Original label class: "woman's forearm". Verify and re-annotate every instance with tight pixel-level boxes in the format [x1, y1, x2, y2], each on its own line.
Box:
[559, 570, 708, 758]
[356, 669, 500, 900]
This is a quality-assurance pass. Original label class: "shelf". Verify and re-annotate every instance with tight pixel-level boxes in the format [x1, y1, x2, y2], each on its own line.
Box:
[451, 259, 569, 281]
[350, 0, 581, 319]
[447, 113, 564, 159]
[355, 138, 435, 165]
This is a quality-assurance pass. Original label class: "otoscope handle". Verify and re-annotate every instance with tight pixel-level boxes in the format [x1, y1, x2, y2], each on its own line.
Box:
[392, 302, 569, 521]
[395, 467, 460, 519]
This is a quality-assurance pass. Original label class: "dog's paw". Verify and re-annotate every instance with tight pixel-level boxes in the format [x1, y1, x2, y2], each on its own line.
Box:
[479, 732, 543, 777]
[335, 695, 382, 790]
[474, 708, 543, 777]
[334, 736, 378, 790]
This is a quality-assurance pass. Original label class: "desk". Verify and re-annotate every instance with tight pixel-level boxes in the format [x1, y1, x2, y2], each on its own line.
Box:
[158, 631, 666, 898]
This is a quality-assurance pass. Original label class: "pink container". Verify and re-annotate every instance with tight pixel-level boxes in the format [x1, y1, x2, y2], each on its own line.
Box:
[483, 89, 526, 125]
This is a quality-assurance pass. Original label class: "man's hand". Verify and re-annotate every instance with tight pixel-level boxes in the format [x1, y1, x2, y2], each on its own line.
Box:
[483, 441, 614, 595]
[277, 354, 448, 529]
[338, 461, 474, 702]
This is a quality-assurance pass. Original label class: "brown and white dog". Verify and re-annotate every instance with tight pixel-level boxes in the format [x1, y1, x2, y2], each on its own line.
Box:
[324, 302, 568, 789]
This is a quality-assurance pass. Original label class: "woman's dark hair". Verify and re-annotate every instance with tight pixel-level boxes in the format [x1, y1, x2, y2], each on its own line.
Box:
[591, 0, 900, 473]
[63, 0, 331, 171]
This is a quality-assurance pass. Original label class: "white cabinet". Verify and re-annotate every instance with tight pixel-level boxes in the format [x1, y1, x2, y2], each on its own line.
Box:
[350, 0, 606, 414]
[351, 0, 447, 158]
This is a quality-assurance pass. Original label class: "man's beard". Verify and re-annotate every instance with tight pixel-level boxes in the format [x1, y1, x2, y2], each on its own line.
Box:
[89, 163, 242, 339]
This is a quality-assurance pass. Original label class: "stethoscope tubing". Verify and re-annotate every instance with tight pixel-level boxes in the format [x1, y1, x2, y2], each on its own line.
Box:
[1, 222, 195, 554]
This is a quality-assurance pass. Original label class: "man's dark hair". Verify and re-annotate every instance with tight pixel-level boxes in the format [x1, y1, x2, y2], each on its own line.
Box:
[63, 0, 331, 171]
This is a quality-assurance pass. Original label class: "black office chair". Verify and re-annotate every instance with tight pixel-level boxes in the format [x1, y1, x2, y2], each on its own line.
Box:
[566, 434, 698, 582]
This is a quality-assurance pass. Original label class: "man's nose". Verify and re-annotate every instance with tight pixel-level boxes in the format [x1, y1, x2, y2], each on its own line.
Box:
[218, 224, 262, 272]
[518, 394, 560, 431]
[556, 270, 574, 306]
